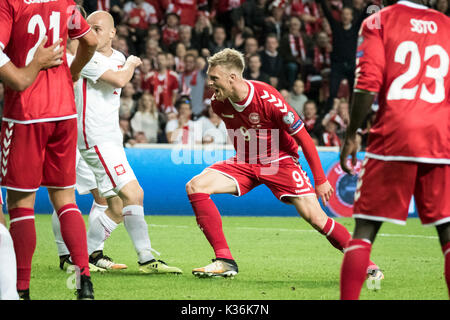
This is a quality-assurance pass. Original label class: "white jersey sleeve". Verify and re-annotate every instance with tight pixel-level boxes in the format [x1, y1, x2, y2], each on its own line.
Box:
[81, 52, 111, 84]
[0, 49, 10, 68]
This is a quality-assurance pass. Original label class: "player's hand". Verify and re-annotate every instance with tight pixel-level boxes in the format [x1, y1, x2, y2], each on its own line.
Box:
[35, 36, 64, 69]
[126, 55, 142, 68]
[340, 134, 358, 175]
[315, 180, 334, 206]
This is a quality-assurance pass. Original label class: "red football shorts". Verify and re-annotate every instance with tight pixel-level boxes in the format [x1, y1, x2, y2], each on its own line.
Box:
[353, 157, 450, 226]
[0, 119, 77, 191]
[207, 156, 316, 202]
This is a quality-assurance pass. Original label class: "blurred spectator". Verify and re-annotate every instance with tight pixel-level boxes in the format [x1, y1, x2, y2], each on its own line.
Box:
[112, 36, 130, 56]
[162, 0, 209, 27]
[142, 52, 179, 114]
[322, 118, 341, 147]
[120, 82, 137, 120]
[307, 30, 332, 103]
[83, 0, 124, 24]
[259, 33, 284, 89]
[178, 25, 197, 52]
[166, 52, 176, 71]
[119, 117, 136, 147]
[279, 15, 314, 90]
[166, 97, 196, 144]
[322, 97, 349, 140]
[280, 88, 290, 101]
[288, 79, 308, 117]
[115, 24, 137, 55]
[146, 25, 167, 52]
[194, 104, 228, 145]
[244, 54, 271, 84]
[162, 12, 181, 48]
[263, 0, 286, 41]
[193, 11, 213, 53]
[242, 0, 270, 45]
[215, 0, 246, 37]
[243, 36, 260, 64]
[179, 53, 208, 117]
[144, 39, 161, 69]
[208, 25, 230, 56]
[288, 0, 322, 36]
[130, 93, 161, 143]
[317, 0, 369, 111]
[123, 0, 158, 55]
[230, 13, 254, 51]
[435, 0, 450, 15]
[173, 42, 187, 72]
[302, 100, 323, 140]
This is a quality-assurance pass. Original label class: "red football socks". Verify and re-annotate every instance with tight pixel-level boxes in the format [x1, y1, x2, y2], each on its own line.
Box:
[321, 218, 378, 269]
[9, 208, 36, 291]
[188, 193, 234, 260]
[57, 203, 90, 276]
[442, 242, 450, 298]
[340, 238, 372, 300]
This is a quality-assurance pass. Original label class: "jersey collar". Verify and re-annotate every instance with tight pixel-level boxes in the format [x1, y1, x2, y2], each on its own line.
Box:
[397, 0, 428, 9]
[228, 80, 255, 112]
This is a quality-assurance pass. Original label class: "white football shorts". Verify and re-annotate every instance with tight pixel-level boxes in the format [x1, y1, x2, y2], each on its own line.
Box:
[75, 149, 97, 195]
[79, 142, 137, 198]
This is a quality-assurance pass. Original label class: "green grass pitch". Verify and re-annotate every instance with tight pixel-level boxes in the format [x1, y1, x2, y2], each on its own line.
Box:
[15, 214, 447, 300]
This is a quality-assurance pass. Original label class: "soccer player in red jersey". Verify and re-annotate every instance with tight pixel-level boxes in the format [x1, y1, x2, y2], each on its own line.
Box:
[186, 48, 383, 280]
[0, 0, 98, 299]
[0, 37, 63, 301]
[340, 0, 450, 300]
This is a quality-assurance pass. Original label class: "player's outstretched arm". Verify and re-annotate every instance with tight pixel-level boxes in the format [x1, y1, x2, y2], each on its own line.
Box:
[340, 89, 375, 175]
[0, 37, 64, 91]
[70, 29, 98, 82]
[293, 128, 334, 205]
[100, 55, 142, 88]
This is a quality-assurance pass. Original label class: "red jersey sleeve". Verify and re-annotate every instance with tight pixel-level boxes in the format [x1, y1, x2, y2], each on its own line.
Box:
[354, 12, 386, 93]
[0, 0, 13, 49]
[67, 1, 91, 40]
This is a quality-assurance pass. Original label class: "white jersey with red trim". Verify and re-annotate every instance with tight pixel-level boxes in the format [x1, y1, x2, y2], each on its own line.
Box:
[355, 1, 450, 163]
[72, 50, 125, 149]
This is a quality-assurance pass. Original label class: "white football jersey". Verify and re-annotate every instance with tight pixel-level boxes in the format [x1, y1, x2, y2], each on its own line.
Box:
[72, 49, 126, 149]
[0, 49, 10, 68]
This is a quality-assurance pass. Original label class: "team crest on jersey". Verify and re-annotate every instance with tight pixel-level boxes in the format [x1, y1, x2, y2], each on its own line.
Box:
[326, 160, 363, 217]
[283, 111, 295, 125]
[249, 113, 260, 124]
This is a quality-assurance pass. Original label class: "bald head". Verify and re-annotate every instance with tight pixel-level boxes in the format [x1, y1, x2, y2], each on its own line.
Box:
[87, 11, 116, 53]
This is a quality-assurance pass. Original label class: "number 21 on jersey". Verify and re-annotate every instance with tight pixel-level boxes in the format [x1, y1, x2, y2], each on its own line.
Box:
[26, 12, 61, 65]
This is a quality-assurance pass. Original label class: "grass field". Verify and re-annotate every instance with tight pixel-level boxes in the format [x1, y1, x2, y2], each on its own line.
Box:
[14, 214, 447, 300]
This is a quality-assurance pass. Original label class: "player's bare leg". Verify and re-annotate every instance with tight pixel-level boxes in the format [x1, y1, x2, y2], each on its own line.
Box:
[117, 180, 182, 274]
[436, 222, 450, 298]
[186, 169, 239, 277]
[0, 211, 19, 300]
[47, 187, 93, 299]
[289, 196, 383, 283]
[340, 218, 382, 300]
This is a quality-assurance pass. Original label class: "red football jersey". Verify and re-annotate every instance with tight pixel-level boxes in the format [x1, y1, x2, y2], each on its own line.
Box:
[211, 80, 304, 164]
[142, 70, 179, 113]
[0, 0, 90, 123]
[355, 1, 450, 164]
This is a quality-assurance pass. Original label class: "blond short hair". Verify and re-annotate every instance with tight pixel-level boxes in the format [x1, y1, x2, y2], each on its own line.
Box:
[207, 48, 245, 76]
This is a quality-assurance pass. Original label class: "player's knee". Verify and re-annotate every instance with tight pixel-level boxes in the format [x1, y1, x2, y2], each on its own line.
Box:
[186, 177, 209, 195]
[120, 183, 144, 205]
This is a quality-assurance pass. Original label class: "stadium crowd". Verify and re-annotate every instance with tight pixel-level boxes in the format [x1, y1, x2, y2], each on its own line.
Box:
[0, 0, 449, 148]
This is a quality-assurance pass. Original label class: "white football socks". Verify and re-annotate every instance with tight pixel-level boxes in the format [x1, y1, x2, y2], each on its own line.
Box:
[87, 201, 109, 253]
[87, 206, 117, 255]
[122, 205, 155, 263]
[0, 223, 19, 300]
